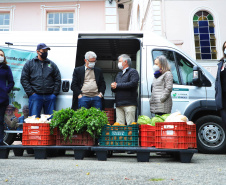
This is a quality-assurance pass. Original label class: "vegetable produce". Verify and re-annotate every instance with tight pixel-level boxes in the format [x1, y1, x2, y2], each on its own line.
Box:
[137, 115, 151, 125]
[50, 108, 76, 133]
[150, 115, 164, 126]
[161, 114, 170, 121]
[164, 112, 189, 123]
[50, 107, 108, 141]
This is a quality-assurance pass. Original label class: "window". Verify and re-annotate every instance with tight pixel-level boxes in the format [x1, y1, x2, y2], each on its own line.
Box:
[152, 50, 180, 84]
[193, 11, 217, 60]
[0, 13, 10, 31]
[175, 53, 194, 85]
[47, 12, 74, 31]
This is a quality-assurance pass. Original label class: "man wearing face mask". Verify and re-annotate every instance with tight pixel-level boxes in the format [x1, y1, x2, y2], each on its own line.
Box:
[20, 43, 61, 118]
[111, 54, 139, 125]
[71, 51, 106, 110]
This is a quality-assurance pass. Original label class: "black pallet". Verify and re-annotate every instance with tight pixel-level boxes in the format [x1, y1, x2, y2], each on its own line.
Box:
[0, 145, 91, 160]
[91, 146, 198, 163]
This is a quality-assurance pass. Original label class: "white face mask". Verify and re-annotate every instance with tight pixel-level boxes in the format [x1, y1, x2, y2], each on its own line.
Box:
[118, 62, 124, 70]
[224, 49, 226, 55]
[88, 62, 95, 68]
[153, 65, 160, 72]
[0, 56, 4, 63]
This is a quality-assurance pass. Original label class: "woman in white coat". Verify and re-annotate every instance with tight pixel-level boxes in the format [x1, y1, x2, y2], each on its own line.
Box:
[149, 55, 173, 116]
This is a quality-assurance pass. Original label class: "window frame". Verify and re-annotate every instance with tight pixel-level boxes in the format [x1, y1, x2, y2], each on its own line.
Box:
[151, 48, 207, 86]
[47, 12, 74, 31]
[193, 10, 217, 60]
[40, 5, 80, 31]
[0, 13, 10, 31]
[152, 49, 182, 85]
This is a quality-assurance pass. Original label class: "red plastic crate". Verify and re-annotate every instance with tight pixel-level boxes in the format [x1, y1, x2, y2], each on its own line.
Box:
[23, 123, 57, 135]
[22, 123, 56, 146]
[105, 108, 115, 125]
[139, 125, 155, 147]
[155, 122, 188, 149]
[56, 128, 95, 146]
[187, 124, 197, 148]
[22, 139, 56, 146]
[23, 135, 55, 140]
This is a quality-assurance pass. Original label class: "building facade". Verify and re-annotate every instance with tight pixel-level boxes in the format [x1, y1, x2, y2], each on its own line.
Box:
[127, 0, 226, 77]
[0, 0, 119, 31]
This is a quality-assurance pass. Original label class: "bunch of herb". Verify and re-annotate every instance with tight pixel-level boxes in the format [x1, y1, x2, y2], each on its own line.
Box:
[84, 107, 108, 138]
[60, 107, 108, 141]
[50, 108, 76, 134]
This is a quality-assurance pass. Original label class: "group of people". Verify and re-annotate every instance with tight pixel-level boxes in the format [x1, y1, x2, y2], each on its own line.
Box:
[0, 42, 175, 145]
[1, 41, 226, 145]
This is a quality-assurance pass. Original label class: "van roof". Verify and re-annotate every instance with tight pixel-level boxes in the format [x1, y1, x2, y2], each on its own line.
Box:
[0, 31, 176, 49]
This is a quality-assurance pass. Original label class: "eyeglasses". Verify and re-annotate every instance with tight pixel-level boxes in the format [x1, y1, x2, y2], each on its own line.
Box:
[87, 59, 97, 63]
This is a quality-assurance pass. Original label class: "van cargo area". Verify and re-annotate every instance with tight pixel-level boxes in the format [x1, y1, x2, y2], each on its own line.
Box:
[75, 38, 141, 110]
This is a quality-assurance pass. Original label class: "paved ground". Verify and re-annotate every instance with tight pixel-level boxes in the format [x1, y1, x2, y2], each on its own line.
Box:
[1, 149, 226, 185]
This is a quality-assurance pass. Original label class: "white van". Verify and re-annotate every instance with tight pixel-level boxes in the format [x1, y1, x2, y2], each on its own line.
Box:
[0, 31, 224, 154]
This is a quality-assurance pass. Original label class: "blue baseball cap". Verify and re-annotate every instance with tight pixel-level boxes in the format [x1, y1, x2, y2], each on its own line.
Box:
[37, 43, 50, 50]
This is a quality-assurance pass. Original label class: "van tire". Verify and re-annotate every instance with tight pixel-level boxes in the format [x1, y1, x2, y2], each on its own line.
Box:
[3, 133, 16, 145]
[196, 115, 226, 154]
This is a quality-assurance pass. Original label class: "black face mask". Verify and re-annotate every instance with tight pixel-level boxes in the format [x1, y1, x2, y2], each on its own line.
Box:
[40, 52, 48, 59]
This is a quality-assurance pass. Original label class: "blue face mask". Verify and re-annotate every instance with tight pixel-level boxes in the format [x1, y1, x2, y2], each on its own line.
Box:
[40, 51, 48, 59]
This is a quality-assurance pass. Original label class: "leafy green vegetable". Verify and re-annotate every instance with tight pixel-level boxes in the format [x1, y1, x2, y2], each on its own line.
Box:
[50, 107, 108, 142]
[161, 114, 171, 121]
[150, 115, 164, 126]
[137, 115, 151, 125]
[50, 108, 76, 134]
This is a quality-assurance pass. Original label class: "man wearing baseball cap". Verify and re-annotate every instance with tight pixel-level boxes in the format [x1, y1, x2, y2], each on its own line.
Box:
[20, 43, 61, 118]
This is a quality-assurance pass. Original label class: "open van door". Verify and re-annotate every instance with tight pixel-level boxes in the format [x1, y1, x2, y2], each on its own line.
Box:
[76, 33, 142, 119]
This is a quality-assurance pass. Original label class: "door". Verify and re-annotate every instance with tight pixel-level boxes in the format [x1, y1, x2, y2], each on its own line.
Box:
[146, 46, 207, 116]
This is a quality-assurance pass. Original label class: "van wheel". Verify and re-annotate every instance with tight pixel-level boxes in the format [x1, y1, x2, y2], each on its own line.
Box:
[3, 133, 16, 145]
[196, 115, 226, 154]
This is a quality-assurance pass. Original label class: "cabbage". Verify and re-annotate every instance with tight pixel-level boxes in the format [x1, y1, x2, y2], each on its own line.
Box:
[137, 115, 151, 125]
[161, 114, 171, 121]
[150, 115, 164, 126]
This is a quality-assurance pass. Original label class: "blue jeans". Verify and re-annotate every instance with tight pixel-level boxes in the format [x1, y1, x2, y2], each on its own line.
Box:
[78, 96, 102, 110]
[0, 105, 7, 145]
[29, 94, 56, 118]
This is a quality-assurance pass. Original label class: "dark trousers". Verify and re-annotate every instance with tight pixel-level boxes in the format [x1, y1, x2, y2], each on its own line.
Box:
[78, 96, 102, 110]
[0, 104, 7, 145]
[29, 94, 56, 118]
[220, 94, 226, 129]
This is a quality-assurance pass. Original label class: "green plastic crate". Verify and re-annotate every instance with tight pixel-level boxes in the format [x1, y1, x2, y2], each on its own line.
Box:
[99, 125, 139, 147]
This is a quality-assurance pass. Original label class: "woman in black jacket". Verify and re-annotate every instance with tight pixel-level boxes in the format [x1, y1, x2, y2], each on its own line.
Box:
[0, 49, 14, 145]
[215, 41, 226, 128]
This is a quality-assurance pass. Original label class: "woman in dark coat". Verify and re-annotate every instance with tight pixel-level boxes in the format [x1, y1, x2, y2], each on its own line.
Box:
[0, 49, 14, 145]
[215, 41, 226, 128]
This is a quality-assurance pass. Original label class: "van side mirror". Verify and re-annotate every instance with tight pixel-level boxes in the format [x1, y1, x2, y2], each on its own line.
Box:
[192, 66, 202, 86]
[62, 80, 70, 92]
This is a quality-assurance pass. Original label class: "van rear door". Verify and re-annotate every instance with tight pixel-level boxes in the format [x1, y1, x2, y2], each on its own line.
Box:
[76, 33, 142, 116]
